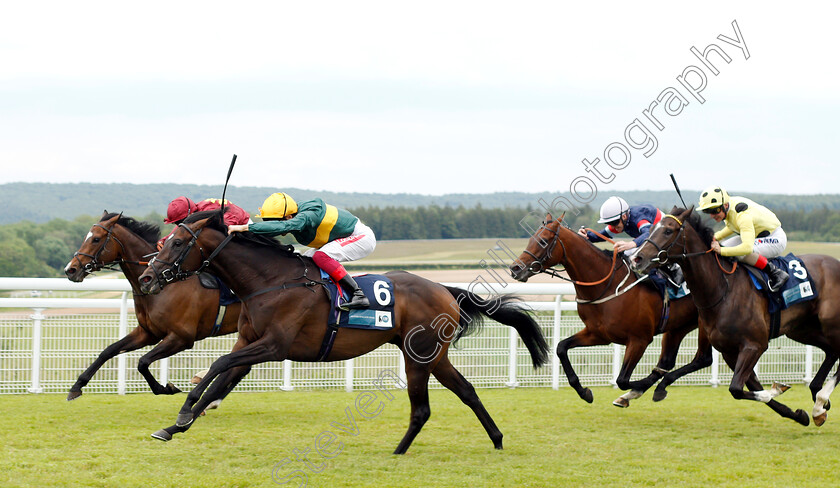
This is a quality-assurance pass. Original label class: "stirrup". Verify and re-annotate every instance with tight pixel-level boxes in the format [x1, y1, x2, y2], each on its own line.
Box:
[339, 292, 369, 311]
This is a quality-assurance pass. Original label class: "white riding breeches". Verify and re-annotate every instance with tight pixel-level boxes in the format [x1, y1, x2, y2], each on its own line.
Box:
[721, 226, 787, 259]
[303, 221, 376, 263]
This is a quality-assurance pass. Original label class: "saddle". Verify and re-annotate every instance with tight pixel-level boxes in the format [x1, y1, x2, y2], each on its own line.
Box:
[315, 271, 396, 361]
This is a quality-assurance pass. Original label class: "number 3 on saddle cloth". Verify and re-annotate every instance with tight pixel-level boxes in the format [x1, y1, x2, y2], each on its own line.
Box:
[745, 253, 818, 338]
[315, 270, 396, 361]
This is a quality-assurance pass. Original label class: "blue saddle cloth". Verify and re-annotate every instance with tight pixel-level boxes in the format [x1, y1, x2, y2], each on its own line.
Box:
[321, 270, 396, 330]
[746, 253, 817, 314]
[647, 270, 690, 301]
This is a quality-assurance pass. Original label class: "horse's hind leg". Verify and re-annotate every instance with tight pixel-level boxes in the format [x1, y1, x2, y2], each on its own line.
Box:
[393, 359, 432, 455]
[809, 353, 838, 407]
[557, 329, 608, 403]
[432, 357, 503, 450]
[812, 365, 840, 426]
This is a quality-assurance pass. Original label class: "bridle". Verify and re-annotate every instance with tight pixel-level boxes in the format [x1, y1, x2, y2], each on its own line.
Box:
[640, 214, 734, 310]
[146, 223, 234, 289]
[71, 221, 139, 275]
[521, 219, 568, 279]
[520, 217, 621, 288]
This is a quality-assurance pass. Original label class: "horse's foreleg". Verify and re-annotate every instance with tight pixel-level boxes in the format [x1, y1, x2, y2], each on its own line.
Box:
[432, 357, 502, 450]
[393, 358, 431, 455]
[743, 372, 810, 426]
[137, 334, 192, 395]
[653, 329, 713, 402]
[557, 330, 607, 404]
[175, 337, 279, 427]
[68, 327, 155, 400]
[613, 340, 653, 408]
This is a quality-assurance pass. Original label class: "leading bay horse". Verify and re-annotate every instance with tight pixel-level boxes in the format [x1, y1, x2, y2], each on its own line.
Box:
[64, 212, 241, 400]
[632, 206, 840, 426]
[510, 213, 709, 407]
[137, 210, 549, 454]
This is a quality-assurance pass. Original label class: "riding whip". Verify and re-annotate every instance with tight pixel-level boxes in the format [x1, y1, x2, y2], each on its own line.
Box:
[669, 173, 688, 209]
[220, 154, 237, 213]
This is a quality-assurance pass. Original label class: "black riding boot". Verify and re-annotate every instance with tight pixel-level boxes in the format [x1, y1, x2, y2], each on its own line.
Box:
[765, 262, 789, 293]
[338, 275, 370, 310]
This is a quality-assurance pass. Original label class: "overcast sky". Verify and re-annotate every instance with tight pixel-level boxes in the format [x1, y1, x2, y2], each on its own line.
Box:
[1, 1, 837, 197]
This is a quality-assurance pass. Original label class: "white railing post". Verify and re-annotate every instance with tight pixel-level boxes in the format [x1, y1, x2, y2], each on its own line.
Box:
[28, 308, 45, 393]
[804, 345, 814, 385]
[345, 358, 354, 392]
[709, 348, 720, 387]
[611, 344, 622, 387]
[117, 292, 128, 395]
[552, 295, 562, 390]
[281, 359, 294, 391]
[506, 328, 519, 388]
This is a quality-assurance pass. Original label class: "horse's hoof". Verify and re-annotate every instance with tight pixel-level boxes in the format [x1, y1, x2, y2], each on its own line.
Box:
[67, 390, 82, 401]
[580, 388, 594, 404]
[772, 382, 791, 395]
[206, 399, 222, 410]
[190, 376, 203, 385]
[814, 412, 827, 427]
[652, 389, 668, 402]
[165, 382, 182, 394]
[794, 409, 810, 426]
[175, 413, 194, 428]
[151, 429, 172, 441]
[612, 397, 630, 408]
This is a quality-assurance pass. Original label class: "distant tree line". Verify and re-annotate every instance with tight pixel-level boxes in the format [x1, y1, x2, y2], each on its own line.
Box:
[1, 205, 839, 277]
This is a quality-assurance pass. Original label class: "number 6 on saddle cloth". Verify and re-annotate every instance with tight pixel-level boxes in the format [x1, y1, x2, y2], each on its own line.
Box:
[316, 271, 396, 361]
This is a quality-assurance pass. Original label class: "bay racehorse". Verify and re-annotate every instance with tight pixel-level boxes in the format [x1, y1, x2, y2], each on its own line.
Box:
[631, 206, 840, 426]
[64, 212, 241, 400]
[510, 213, 709, 407]
[137, 210, 549, 454]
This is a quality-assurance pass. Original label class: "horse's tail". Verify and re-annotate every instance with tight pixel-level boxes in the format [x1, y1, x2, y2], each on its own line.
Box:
[444, 286, 549, 368]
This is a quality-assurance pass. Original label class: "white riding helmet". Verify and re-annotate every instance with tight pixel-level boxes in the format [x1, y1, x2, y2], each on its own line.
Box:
[597, 196, 630, 223]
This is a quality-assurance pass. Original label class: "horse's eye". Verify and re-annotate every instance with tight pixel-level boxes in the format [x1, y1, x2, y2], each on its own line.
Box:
[92, 237, 101, 243]
[663, 228, 674, 236]
[173, 239, 183, 247]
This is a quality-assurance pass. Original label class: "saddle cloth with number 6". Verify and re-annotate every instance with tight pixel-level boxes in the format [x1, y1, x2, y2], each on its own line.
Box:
[320, 270, 396, 330]
[746, 253, 818, 313]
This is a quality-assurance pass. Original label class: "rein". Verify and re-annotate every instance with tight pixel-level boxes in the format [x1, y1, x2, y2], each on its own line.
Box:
[72, 222, 151, 274]
[643, 213, 734, 310]
[526, 219, 621, 287]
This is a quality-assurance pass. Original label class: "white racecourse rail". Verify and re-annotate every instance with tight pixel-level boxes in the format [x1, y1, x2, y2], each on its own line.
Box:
[0, 277, 821, 395]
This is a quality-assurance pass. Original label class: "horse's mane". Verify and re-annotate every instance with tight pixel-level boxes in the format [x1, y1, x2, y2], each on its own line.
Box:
[669, 207, 716, 247]
[101, 212, 160, 245]
[183, 210, 296, 255]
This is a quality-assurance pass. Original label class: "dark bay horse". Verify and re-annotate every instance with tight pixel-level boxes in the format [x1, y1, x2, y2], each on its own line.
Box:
[64, 212, 240, 400]
[137, 210, 549, 454]
[632, 206, 840, 426]
[510, 213, 709, 407]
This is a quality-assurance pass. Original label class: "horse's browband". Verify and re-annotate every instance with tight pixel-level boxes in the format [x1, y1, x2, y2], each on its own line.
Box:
[664, 214, 683, 226]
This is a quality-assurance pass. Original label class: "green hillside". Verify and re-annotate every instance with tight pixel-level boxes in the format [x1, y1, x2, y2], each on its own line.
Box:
[3, 182, 840, 225]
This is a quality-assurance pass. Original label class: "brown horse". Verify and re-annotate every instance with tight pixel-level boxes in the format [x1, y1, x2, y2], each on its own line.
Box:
[136, 210, 549, 454]
[64, 212, 240, 400]
[631, 206, 840, 426]
[510, 213, 709, 407]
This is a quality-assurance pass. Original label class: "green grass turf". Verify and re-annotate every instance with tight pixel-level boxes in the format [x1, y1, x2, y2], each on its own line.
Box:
[1, 385, 838, 487]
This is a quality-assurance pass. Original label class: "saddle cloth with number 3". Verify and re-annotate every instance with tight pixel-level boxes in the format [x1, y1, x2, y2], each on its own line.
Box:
[320, 270, 396, 330]
[746, 253, 818, 313]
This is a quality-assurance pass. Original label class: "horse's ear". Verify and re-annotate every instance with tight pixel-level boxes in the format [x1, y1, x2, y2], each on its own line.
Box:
[682, 205, 695, 218]
[102, 210, 109, 217]
[545, 212, 553, 221]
